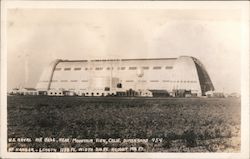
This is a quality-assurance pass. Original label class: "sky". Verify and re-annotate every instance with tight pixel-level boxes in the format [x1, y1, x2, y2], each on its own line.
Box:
[6, 8, 244, 93]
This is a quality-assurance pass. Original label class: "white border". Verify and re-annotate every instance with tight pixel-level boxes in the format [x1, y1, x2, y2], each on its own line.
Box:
[1, 1, 249, 158]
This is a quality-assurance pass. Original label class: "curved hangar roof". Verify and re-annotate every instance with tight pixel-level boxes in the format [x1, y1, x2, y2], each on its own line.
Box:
[36, 56, 214, 96]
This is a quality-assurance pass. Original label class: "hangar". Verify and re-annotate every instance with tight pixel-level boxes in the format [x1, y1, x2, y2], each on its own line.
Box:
[35, 56, 214, 97]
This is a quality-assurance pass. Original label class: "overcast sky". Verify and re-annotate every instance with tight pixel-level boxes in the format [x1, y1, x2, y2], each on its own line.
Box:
[7, 8, 243, 93]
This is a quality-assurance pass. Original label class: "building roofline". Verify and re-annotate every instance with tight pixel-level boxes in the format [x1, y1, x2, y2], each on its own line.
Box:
[58, 58, 178, 63]
[58, 60, 88, 62]
[121, 58, 177, 61]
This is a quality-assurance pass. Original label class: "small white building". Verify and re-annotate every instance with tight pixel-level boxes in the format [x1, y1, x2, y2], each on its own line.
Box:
[19, 88, 38, 95]
[205, 91, 225, 98]
[8, 88, 20, 95]
[47, 89, 64, 96]
[138, 89, 153, 97]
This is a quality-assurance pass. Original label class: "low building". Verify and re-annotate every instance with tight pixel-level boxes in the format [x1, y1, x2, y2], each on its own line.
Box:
[19, 88, 38, 96]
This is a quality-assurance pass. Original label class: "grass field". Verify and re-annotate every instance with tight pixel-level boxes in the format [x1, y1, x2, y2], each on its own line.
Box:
[7, 96, 240, 152]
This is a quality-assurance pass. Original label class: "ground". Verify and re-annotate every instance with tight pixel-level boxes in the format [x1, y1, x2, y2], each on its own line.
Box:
[7, 96, 240, 152]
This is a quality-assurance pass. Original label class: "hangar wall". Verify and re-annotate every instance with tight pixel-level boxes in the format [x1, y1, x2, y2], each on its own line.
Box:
[36, 56, 214, 96]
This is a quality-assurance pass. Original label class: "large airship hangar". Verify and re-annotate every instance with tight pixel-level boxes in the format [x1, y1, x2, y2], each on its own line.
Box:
[34, 56, 214, 97]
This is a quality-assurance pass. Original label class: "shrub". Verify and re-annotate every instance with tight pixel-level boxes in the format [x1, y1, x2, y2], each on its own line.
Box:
[182, 130, 197, 147]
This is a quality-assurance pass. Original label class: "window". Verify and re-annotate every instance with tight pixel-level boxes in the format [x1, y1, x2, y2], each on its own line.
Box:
[71, 80, 78, 82]
[118, 67, 126, 70]
[105, 87, 110, 91]
[52, 80, 58, 82]
[55, 68, 62, 71]
[150, 80, 159, 82]
[74, 68, 81, 71]
[129, 67, 137, 70]
[142, 66, 149, 70]
[165, 66, 173, 69]
[64, 68, 71, 71]
[61, 80, 68, 82]
[95, 67, 103, 70]
[107, 67, 113, 70]
[126, 80, 134, 82]
[81, 80, 88, 82]
[85, 68, 88, 70]
[117, 83, 122, 88]
[163, 80, 169, 82]
[153, 66, 161, 70]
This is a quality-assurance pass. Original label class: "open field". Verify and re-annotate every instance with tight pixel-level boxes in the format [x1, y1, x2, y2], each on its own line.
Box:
[7, 96, 240, 152]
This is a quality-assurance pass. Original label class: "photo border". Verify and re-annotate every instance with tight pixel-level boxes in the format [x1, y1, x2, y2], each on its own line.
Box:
[1, 1, 249, 158]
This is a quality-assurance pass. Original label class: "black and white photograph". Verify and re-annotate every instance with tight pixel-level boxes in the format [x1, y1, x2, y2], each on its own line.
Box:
[1, 1, 249, 158]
